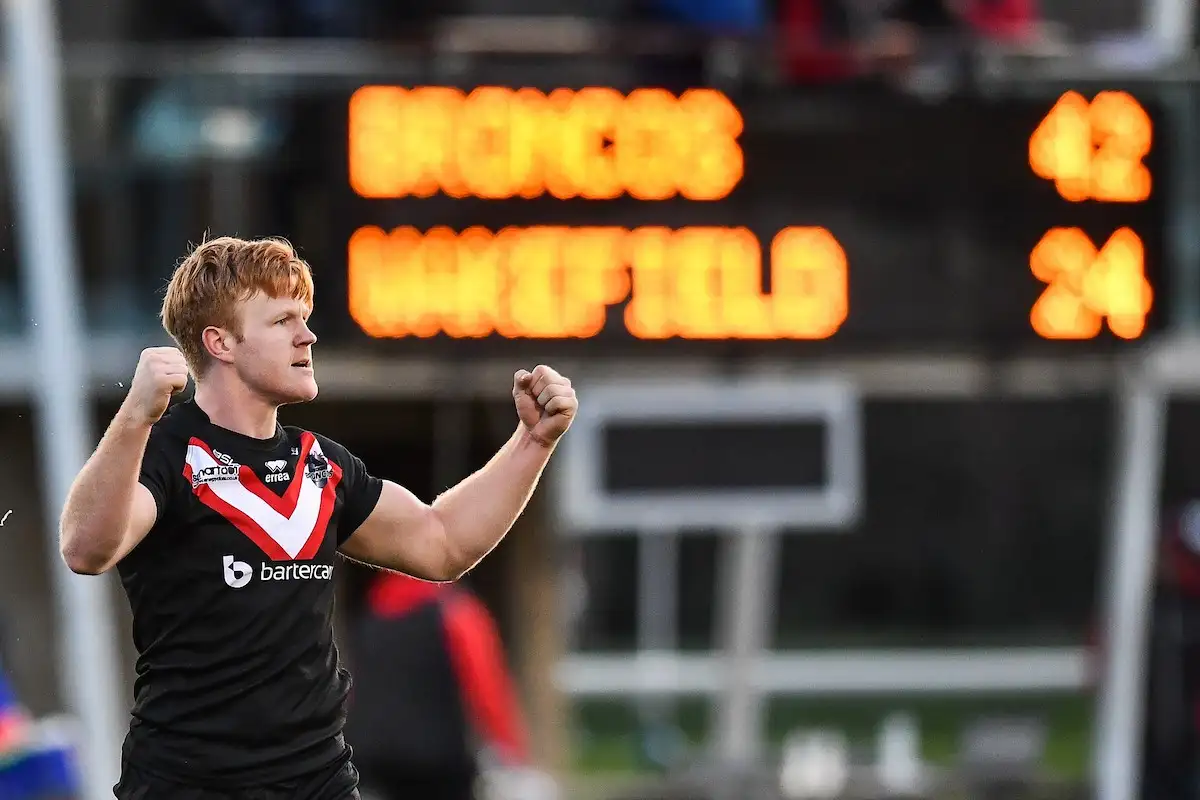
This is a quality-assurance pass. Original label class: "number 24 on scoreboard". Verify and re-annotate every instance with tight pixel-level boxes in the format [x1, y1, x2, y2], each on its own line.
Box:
[1028, 90, 1154, 340]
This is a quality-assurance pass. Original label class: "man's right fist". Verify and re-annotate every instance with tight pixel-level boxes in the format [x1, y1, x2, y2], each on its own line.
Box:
[123, 347, 189, 426]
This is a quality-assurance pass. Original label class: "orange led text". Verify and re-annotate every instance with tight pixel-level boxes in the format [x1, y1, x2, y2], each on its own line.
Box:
[347, 225, 847, 340]
[1030, 227, 1152, 340]
[348, 86, 744, 201]
[1029, 90, 1152, 203]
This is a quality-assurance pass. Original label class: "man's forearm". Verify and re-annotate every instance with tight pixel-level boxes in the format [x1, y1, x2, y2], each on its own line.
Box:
[59, 410, 153, 573]
[432, 425, 554, 572]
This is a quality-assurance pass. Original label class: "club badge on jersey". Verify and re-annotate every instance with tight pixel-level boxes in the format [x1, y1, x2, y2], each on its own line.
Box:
[305, 453, 332, 488]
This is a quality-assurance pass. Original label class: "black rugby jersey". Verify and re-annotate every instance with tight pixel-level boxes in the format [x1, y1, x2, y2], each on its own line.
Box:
[116, 399, 383, 786]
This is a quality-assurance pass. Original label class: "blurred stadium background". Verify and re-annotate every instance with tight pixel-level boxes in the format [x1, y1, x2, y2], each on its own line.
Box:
[2, 0, 1200, 798]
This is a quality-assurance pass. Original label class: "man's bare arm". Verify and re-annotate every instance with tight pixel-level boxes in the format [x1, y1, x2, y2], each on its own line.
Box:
[59, 413, 159, 575]
[339, 426, 554, 580]
[339, 365, 578, 580]
[59, 347, 188, 575]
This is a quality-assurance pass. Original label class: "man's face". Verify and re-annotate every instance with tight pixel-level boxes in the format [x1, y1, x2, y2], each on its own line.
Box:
[231, 292, 318, 405]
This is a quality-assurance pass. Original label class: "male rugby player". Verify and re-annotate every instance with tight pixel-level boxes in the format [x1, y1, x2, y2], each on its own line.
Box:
[57, 236, 578, 799]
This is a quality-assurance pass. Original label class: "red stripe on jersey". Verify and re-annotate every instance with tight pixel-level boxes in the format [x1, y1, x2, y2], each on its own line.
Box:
[182, 435, 342, 562]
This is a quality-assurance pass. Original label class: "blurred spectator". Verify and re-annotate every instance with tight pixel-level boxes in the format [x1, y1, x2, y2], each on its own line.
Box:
[963, 0, 1038, 41]
[780, 0, 863, 82]
[640, 0, 767, 33]
[870, 0, 1038, 62]
[0, 657, 30, 761]
[1140, 502, 1200, 799]
[346, 572, 530, 800]
[138, 0, 375, 40]
[779, 0, 1039, 86]
[200, 0, 370, 38]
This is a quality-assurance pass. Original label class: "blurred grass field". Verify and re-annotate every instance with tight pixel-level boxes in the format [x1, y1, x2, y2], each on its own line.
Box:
[570, 692, 1092, 779]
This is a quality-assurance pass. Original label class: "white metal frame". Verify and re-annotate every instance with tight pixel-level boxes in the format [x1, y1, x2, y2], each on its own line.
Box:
[1145, 0, 1198, 60]
[553, 378, 864, 767]
[558, 648, 1091, 696]
[555, 378, 863, 533]
[1094, 336, 1200, 800]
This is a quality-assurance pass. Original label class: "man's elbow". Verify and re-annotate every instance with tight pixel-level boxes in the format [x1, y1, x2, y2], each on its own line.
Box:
[58, 530, 111, 576]
[60, 549, 108, 576]
[437, 542, 474, 583]
[430, 512, 476, 583]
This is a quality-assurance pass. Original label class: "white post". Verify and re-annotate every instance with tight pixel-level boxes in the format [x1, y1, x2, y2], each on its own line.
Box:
[637, 531, 680, 655]
[637, 530, 680, 738]
[715, 527, 780, 768]
[1094, 370, 1167, 800]
[1145, 0, 1197, 59]
[3, 0, 127, 797]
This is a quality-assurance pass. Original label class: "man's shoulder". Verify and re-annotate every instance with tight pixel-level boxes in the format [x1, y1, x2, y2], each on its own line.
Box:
[142, 404, 199, 464]
[291, 428, 356, 462]
[150, 401, 200, 441]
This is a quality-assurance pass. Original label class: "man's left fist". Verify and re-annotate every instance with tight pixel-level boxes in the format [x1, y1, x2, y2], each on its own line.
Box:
[513, 365, 577, 447]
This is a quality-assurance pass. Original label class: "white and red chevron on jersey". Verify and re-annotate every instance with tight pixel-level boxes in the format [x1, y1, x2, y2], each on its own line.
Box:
[182, 432, 342, 561]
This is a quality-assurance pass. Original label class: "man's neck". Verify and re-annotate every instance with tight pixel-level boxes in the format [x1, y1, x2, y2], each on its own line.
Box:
[193, 375, 279, 440]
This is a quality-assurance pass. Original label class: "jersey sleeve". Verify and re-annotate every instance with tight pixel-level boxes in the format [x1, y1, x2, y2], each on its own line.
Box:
[323, 438, 383, 545]
[138, 429, 179, 523]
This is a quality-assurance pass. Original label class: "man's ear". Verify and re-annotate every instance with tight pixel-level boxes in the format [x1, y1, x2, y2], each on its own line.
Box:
[201, 326, 236, 365]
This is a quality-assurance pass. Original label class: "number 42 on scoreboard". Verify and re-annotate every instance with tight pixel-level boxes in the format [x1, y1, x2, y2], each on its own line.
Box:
[1028, 91, 1154, 340]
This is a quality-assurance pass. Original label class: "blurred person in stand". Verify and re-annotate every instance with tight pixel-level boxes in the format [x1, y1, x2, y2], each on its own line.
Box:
[0, 619, 28, 755]
[0, 651, 82, 800]
[868, 0, 1039, 67]
[1139, 501, 1200, 799]
[346, 571, 543, 800]
[138, 0, 374, 39]
[779, 0, 1039, 89]
[779, 0, 863, 83]
[0, 659, 29, 758]
[624, 0, 767, 93]
[639, 0, 767, 33]
[0, 646, 37, 798]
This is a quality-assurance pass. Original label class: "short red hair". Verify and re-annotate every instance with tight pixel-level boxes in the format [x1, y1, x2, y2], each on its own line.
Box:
[161, 236, 314, 375]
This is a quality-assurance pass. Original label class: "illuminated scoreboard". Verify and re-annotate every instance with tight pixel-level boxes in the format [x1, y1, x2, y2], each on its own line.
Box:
[348, 86, 744, 201]
[334, 85, 1166, 353]
[1027, 90, 1155, 340]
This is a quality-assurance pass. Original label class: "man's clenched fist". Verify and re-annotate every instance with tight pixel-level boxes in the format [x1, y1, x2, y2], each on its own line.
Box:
[513, 365, 577, 448]
[123, 347, 189, 426]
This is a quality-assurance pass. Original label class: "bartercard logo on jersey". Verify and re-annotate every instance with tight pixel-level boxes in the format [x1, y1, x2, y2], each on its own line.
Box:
[222, 555, 252, 589]
[261, 562, 334, 582]
[264, 459, 289, 484]
[221, 555, 333, 588]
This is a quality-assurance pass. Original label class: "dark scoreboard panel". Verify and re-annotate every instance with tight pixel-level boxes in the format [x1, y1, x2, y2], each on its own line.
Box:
[602, 420, 828, 492]
[328, 85, 1167, 355]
